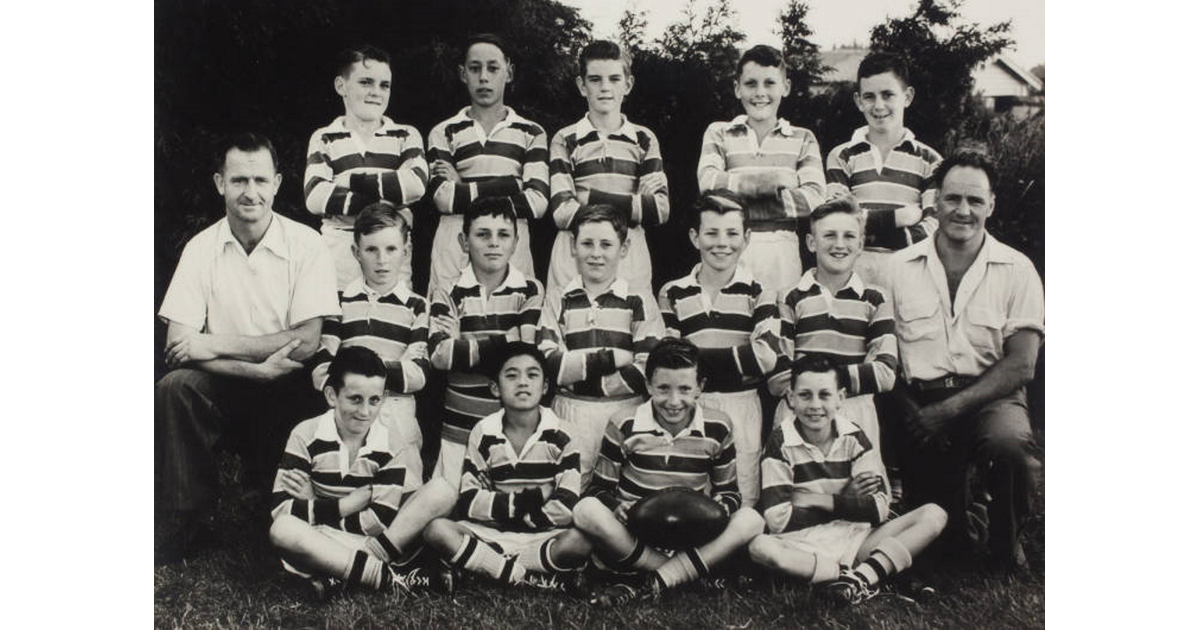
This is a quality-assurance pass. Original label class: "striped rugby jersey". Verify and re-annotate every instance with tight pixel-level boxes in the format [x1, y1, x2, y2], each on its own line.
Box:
[771, 270, 897, 398]
[587, 401, 740, 516]
[427, 107, 549, 220]
[304, 116, 429, 217]
[457, 407, 581, 531]
[825, 126, 942, 250]
[697, 116, 825, 230]
[549, 115, 669, 230]
[657, 264, 785, 392]
[311, 278, 430, 395]
[270, 409, 420, 535]
[760, 415, 888, 534]
[428, 265, 544, 445]
[537, 277, 664, 398]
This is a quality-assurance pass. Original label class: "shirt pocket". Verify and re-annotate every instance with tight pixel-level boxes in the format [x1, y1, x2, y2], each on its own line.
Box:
[966, 306, 1004, 354]
[895, 299, 940, 342]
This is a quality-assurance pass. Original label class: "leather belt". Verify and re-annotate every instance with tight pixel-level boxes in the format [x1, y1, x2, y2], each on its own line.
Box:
[908, 375, 977, 392]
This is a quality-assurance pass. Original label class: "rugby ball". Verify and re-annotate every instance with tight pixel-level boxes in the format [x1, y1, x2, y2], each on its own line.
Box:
[626, 487, 729, 550]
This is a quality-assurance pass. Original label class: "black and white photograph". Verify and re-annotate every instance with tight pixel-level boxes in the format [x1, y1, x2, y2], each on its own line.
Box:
[146, 0, 1055, 626]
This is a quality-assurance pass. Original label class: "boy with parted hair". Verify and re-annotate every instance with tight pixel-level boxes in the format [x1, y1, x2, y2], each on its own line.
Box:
[426, 33, 550, 296]
[825, 51, 942, 290]
[537, 204, 665, 485]
[697, 44, 825, 295]
[423, 342, 592, 591]
[574, 337, 765, 606]
[657, 189, 786, 507]
[311, 202, 430, 473]
[305, 45, 429, 290]
[270, 346, 456, 595]
[428, 196, 544, 489]
[750, 355, 946, 606]
[547, 39, 669, 295]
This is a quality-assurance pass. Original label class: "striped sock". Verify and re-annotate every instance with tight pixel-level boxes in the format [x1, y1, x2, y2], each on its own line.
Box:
[343, 550, 393, 590]
[610, 540, 663, 573]
[450, 536, 526, 584]
[655, 548, 708, 589]
[363, 533, 402, 562]
[853, 537, 912, 587]
[517, 538, 565, 574]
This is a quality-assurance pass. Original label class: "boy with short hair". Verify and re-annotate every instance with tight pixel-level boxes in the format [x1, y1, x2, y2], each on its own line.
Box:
[537, 204, 665, 484]
[573, 338, 765, 606]
[825, 51, 942, 289]
[697, 44, 825, 295]
[428, 197, 544, 489]
[423, 342, 592, 590]
[305, 45, 429, 290]
[547, 40, 669, 295]
[657, 190, 786, 507]
[749, 355, 946, 606]
[311, 202, 430, 473]
[426, 33, 550, 296]
[270, 346, 457, 594]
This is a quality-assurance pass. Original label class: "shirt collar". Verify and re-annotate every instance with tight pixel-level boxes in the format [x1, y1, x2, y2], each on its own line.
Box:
[342, 275, 413, 303]
[562, 275, 629, 299]
[478, 406, 563, 440]
[730, 114, 794, 137]
[630, 400, 708, 437]
[215, 212, 288, 259]
[315, 409, 390, 452]
[336, 115, 397, 134]
[679, 263, 756, 291]
[573, 114, 637, 142]
[451, 106, 527, 130]
[795, 268, 865, 297]
[849, 125, 916, 149]
[454, 264, 529, 290]
[781, 414, 861, 447]
[900, 231, 1016, 266]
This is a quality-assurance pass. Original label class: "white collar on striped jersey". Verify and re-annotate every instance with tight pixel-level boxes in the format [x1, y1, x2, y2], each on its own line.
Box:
[315, 408, 391, 452]
[215, 211, 289, 260]
[478, 405, 562, 439]
[572, 113, 637, 142]
[341, 275, 414, 303]
[562, 275, 630, 299]
[336, 114, 398, 135]
[447, 105, 530, 129]
[631, 399, 707, 437]
[679, 263, 756, 291]
[849, 125, 917, 149]
[454, 262, 529, 290]
[729, 114, 794, 137]
[795, 268, 865, 298]
[781, 414, 860, 447]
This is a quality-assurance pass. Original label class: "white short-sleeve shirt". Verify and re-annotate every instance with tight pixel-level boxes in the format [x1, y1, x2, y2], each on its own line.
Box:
[158, 212, 340, 335]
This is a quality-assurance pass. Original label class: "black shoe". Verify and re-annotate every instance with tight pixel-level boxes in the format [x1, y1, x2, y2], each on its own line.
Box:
[818, 571, 879, 607]
[589, 575, 663, 607]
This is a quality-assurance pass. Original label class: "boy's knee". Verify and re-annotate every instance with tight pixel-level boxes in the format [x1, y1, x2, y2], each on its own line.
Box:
[418, 477, 458, 511]
[728, 507, 765, 537]
[555, 528, 593, 558]
[747, 535, 777, 567]
[571, 497, 609, 533]
[268, 515, 303, 551]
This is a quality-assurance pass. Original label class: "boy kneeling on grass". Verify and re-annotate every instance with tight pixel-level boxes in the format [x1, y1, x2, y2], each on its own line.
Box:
[750, 355, 946, 606]
[269, 346, 456, 597]
[423, 342, 592, 591]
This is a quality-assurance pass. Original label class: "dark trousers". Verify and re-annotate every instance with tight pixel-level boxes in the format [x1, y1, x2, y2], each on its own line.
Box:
[154, 367, 325, 514]
[897, 386, 1042, 560]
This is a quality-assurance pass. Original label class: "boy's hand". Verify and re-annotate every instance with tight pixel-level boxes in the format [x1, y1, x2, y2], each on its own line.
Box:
[841, 472, 884, 497]
[905, 401, 956, 449]
[342, 485, 374, 515]
[431, 160, 461, 183]
[280, 469, 315, 500]
[772, 170, 800, 191]
[637, 172, 668, 195]
[165, 330, 217, 367]
[894, 204, 923, 228]
[254, 339, 304, 382]
[430, 314, 460, 338]
[613, 501, 631, 524]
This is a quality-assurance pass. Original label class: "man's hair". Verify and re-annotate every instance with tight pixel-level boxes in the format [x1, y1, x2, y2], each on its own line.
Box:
[326, 346, 387, 392]
[214, 132, 279, 174]
[463, 196, 519, 234]
[790, 354, 841, 388]
[693, 189, 746, 230]
[464, 33, 511, 62]
[335, 44, 391, 77]
[488, 341, 547, 383]
[857, 51, 909, 88]
[578, 40, 632, 78]
[570, 203, 628, 242]
[647, 337, 702, 382]
[809, 196, 864, 232]
[932, 149, 999, 192]
[354, 201, 409, 243]
[737, 44, 787, 76]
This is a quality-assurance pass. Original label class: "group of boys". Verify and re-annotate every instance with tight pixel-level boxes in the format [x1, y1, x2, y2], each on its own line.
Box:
[155, 33, 1044, 608]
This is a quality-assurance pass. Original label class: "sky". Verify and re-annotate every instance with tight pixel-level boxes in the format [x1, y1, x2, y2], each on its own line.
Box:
[560, 0, 1045, 69]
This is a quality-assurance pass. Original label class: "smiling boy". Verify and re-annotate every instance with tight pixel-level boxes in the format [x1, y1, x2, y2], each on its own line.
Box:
[547, 40, 669, 295]
[305, 45, 429, 290]
[537, 204, 665, 484]
[426, 33, 549, 296]
[697, 45, 825, 295]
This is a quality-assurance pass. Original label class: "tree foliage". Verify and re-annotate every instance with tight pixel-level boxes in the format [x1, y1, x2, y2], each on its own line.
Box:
[775, 0, 829, 95]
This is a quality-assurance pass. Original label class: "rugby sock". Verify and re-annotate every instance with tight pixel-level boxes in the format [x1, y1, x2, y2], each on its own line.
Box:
[655, 548, 708, 589]
[852, 537, 912, 587]
[363, 533, 403, 562]
[610, 540, 668, 573]
[343, 550, 393, 590]
[450, 536, 526, 583]
[517, 538, 570, 574]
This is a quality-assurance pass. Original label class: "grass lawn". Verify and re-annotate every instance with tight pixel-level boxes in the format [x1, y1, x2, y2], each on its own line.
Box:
[154, 455, 1044, 629]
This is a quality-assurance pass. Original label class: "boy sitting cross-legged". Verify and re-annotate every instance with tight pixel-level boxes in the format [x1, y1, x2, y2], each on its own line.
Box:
[749, 355, 946, 606]
[574, 338, 765, 606]
[423, 342, 592, 591]
[269, 346, 456, 596]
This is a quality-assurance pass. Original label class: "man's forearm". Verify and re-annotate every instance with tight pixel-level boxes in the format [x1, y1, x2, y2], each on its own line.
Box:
[938, 331, 1041, 420]
[206, 319, 324, 362]
[193, 358, 264, 381]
